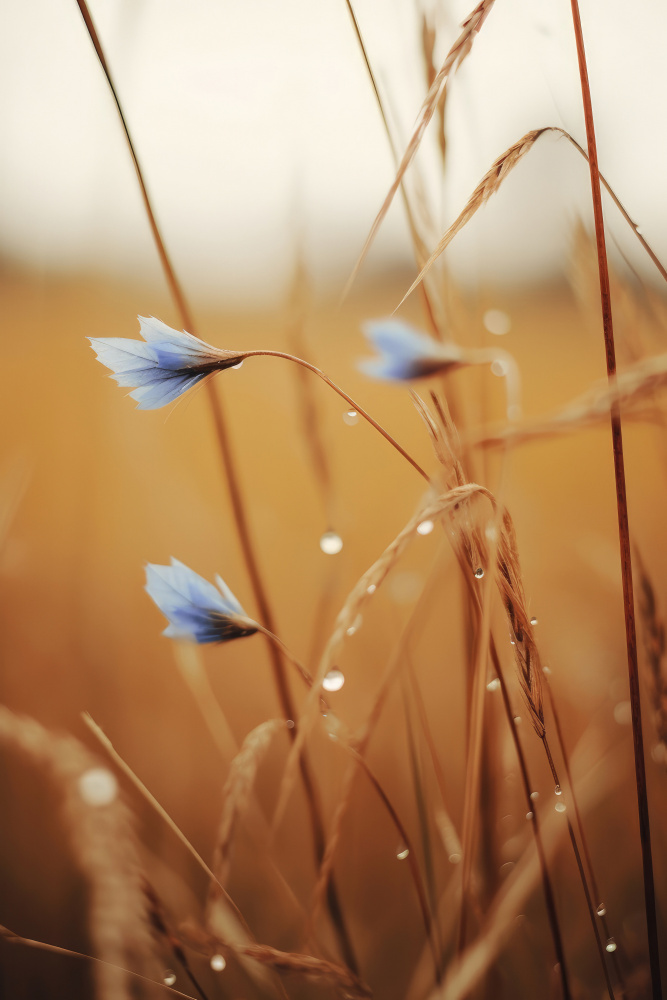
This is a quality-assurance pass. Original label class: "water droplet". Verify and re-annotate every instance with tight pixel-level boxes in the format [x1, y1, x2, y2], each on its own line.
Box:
[396, 846, 410, 860]
[78, 768, 118, 807]
[417, 519, 434, 536]
[346, 614, 362, 637]
[554, 785, 562, 796]
[530, 616, 538, 626]
[210, 954, 226, 972]
[474, 567, 484, 579]
[605, 938, 617, 953]
[555, 802, 566, 813]
[286, 719, 295, 729]
[596, 904, 607, 918]
[323, 669, 345, 693]
[366, 583, 376, 595]
[320, 531, 343, 555]
[486, 678, 500, 692]
[163, 971, 177, 986]
[530, 791, 539, 801]
[526, 811, 534, 820]
[231, 360, 244, 370]
[448, 852, 461, 865]
[483, 309, 511, 336]
[514, 716, 522, 725]
[342, 409, 358, 426]
[491, 359, 508, 377]
[509, 637, 516, 645]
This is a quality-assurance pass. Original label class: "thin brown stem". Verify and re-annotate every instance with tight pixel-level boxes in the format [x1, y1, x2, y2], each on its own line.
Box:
[344, 745, 443, 983]
[489, 645, 572, 1000]
[245, 350, 429, 481]
[546, 683, 626, 993]
[568, 4, 661, 996]
[0, 925, 195, 999]
[252, 624, 316, 690]
[74, 0, 357, 973]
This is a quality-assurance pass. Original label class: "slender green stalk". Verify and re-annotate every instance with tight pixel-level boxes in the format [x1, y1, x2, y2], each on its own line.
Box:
[567, 4, 661, 996]
[73, 0, 357, 973]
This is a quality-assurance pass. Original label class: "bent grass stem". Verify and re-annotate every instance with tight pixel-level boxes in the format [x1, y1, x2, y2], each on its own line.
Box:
[244, 350, 430, 482]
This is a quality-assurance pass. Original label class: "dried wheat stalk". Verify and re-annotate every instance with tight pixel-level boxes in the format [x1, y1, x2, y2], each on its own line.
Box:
[395, 129, 548, 310]
[180, 922, 372, 999]
[343, 0, 496, 299]
[272, 484, 491, 834]
[0, 706, 155, 1000]
[210, 719, 285, 886]
[472, 351, 667, 451]
[635, 549, 667, 762]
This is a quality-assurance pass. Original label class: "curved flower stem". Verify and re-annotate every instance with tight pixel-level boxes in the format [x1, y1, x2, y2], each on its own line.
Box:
[244, 351, 430, 483]
[252, 624, 316, 691]
[567, 4, 661, 997]
[74, 1, 358, 975]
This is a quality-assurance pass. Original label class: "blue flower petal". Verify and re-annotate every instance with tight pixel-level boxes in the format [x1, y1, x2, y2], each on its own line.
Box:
[359, 318, 464, 381]
[90, 317, 245, 409]
[145, 560, 256, 645]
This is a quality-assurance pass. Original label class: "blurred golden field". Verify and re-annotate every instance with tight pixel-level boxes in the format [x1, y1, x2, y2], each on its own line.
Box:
[1, 257, 667, 998]
[2, 2, 667, 999]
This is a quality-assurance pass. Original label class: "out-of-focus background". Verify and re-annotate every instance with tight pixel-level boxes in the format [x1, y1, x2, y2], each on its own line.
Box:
[1, 2, 667, 998]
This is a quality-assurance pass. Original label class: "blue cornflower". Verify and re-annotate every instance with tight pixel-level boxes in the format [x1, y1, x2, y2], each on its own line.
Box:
[89, 316, 245, 410]
[145, 559, 257, 644]
[359, 319, 465, 381]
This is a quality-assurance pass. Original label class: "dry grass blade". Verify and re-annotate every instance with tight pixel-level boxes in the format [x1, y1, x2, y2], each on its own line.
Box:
[472, 351, 667, 450]
[395, 129, 547, 311]
[0, 706, 155, 1000]
[82, 715, 255, 945]
[273, 484, 491, 835]
[211, 719, 285, 886]
[0, 925, 194, 999]
[422, 736, 630, 1000]
[496, 509, 545, 738]
[181, 923, 372, 999]
[309, 557, 452, 932]
[634, 548, 667, 763]
[342, 0, 496, 300]
[395, 123, 667, 313]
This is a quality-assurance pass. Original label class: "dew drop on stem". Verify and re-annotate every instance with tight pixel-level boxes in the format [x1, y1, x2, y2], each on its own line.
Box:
[323, 669, 345, 693]
[320, 531, 343, 554]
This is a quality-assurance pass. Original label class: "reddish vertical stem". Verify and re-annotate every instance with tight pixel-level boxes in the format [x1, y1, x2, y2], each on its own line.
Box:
[74, 0, 357, 973]
[568, 4, 661, 997]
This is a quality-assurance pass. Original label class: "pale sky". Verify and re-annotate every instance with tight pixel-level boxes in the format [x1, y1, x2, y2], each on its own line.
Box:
[0, 0, 665, 304]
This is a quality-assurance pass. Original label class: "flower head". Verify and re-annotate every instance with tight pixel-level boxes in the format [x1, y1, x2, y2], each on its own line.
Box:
[145, 559, 257, 644]
[89, 316, 245, 409]
[359, 319, 465, 381]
